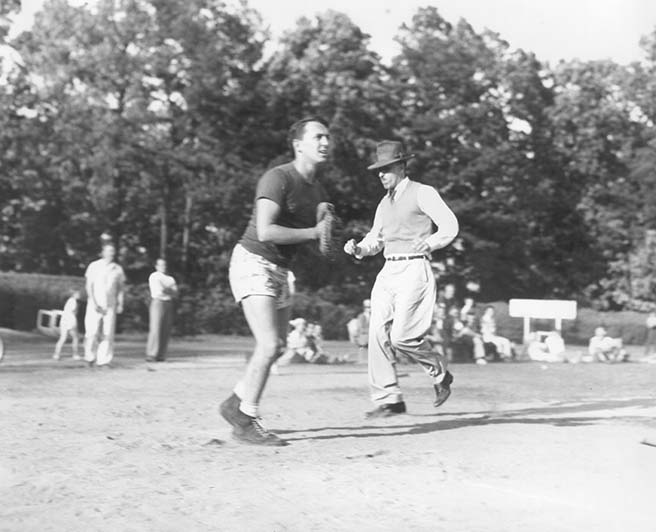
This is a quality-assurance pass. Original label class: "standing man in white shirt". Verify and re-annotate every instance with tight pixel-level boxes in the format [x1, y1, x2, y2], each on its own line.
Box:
[84, 243, 126, 367]
[146, 258, 178, 362]
[344, 140, 459, 417]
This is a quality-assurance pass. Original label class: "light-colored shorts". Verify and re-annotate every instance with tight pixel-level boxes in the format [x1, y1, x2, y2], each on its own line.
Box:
[229, 244, 291, 309]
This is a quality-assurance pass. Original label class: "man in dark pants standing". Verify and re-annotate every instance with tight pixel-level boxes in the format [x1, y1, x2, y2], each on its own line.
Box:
[146, 258, 178, 362]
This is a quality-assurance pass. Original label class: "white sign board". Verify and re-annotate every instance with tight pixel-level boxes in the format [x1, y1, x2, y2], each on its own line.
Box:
[508, 299, 577, 320]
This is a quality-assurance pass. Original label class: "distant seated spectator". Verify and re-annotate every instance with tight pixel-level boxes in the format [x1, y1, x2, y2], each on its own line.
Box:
[278, 319, 348, 367]
[278, 318, 312, 365]
[527, 331, 566, 362]
[645, 312, 656, 357]
[588, 327, 628, 363]
[480, 306, 514, 360]
[459, 296, 475, 322]
[347, 299, 371, 362]
[451, 312, 486, 365]
[426, 303, 446, 352]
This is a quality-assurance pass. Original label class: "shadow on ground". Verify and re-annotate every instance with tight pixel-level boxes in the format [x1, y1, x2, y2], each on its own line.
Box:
[278, 397, 656, 441]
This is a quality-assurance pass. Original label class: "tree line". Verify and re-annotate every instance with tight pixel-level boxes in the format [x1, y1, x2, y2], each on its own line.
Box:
[1, 0, 656, 313]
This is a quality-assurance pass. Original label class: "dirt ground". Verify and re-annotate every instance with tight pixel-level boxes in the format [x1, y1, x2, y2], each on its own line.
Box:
[1, 333, 656, 532]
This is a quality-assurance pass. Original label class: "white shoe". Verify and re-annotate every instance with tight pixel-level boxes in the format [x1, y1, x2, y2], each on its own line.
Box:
[52, 354, 60, 361]
[475, 358, 487, 365]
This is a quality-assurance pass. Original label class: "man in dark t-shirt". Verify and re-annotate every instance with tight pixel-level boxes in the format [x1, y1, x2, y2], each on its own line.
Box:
[220, 117, 332, 446]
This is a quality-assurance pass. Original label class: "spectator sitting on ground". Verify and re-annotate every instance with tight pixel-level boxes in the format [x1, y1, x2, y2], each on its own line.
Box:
[480, 305, 514, 360]
[347, 299, 371, 361]
[278, 319, 348, 366]
[277, 318, 312, 365]
[426, 303, 446, 352]
[644, 311, 656, 359]
[459, 296, 475, 322]
[587, 327, 628, 363]
[451, 312, 486, 365]
[526, 331, 566, 362]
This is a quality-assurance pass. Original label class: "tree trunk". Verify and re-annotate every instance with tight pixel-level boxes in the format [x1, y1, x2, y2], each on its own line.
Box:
[159, 201, 168, 260]
[181, 192, 193, 272]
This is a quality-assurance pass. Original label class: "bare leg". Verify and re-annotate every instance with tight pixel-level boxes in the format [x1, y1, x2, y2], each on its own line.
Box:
[71, 331, 80, 359]
[53, 329, 67, 360]
[237, 296, 285, 409]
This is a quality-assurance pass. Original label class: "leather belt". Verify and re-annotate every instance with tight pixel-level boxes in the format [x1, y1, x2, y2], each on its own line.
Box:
[386, 255, 426, 262]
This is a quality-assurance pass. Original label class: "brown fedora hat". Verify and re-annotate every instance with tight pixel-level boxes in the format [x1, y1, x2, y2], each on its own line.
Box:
[367, 140, 415, 170]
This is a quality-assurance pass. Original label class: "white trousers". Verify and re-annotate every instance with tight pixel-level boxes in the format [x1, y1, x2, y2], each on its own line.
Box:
[84, 307, 117, 365]
[368, 258, 448, 405]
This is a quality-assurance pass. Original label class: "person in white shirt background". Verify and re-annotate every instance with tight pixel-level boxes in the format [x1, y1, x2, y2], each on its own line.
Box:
[146, 258, 178, 362]
[53, 290, 81, 361]
[344, 140, 459, 417]
[84, 243, 126, 367]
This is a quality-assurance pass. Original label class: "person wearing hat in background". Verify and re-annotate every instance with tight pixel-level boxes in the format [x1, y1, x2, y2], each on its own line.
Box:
[344, 140, 459, 417]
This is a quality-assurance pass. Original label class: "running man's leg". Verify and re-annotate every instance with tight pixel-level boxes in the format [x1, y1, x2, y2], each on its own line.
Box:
[388, 261, 447, 381]
[368, 271, 400, 406]
[234, 295, 285, 416]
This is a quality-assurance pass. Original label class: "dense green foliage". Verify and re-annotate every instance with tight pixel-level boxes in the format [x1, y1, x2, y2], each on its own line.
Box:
[1, 1, 656, 328]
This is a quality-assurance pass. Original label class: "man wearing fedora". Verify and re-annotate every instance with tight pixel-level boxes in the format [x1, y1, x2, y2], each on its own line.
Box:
[344, 140, 459, 417]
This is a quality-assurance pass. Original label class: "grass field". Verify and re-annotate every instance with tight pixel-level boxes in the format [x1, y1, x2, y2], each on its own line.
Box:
[1, 333, 655, 531]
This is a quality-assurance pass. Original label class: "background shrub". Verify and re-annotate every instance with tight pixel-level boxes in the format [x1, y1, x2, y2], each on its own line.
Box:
[1, 272, 651, 345]
[0, 272, 84, 330]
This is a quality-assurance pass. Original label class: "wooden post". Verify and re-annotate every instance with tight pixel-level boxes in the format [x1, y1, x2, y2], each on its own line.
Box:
[523, 317, 531, 344]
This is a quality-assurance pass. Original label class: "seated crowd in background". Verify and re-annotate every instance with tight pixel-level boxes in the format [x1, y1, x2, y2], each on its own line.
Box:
[586, 326, 628, 363]
[347, 299, 371, 361]
[428, 282, 515, 365]
[279, 318, 348, 366]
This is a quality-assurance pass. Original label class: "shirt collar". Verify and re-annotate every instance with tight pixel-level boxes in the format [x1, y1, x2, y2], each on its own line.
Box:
[389, 177, 410, 199]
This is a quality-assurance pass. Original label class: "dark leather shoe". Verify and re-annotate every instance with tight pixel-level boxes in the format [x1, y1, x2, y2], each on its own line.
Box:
[365, 401, 407, 418]
[433, 371, 453, 407]
[220, 393, 251, 428]
[232, 418, 289, 447]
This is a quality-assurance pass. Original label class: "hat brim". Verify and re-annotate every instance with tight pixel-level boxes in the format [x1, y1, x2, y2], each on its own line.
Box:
[367, 154, 415, 171]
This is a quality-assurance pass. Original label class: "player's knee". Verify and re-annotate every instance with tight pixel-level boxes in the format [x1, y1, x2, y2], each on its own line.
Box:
[389, 331, 407, 351]
[255, 337, 282, 361]
[389, 331, 421, 352]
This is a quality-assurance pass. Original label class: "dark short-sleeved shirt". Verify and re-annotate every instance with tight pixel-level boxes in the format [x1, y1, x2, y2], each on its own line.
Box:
[239, 162, 327, 267]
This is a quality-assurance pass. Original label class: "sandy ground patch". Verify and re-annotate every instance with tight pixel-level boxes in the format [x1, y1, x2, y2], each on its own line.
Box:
[1, 336, 655, 531]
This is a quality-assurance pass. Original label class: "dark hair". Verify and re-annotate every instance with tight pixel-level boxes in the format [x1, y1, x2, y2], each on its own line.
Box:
[287, 116, 329, 153]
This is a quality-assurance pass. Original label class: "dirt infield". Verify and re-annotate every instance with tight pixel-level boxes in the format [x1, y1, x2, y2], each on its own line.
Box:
[1, 335, 656, 532]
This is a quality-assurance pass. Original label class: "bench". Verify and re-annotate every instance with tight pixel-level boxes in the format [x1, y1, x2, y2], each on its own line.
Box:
[508, 299, 577, 343]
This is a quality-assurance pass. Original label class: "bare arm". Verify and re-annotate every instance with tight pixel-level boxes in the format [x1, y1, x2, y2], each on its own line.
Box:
[256, 198, 320, 244]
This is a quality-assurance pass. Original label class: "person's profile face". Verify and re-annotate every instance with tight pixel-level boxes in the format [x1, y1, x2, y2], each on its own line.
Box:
[378, 162, 404, 190]
[156, 259, 167, 273]
[295, 121, 330, 164]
